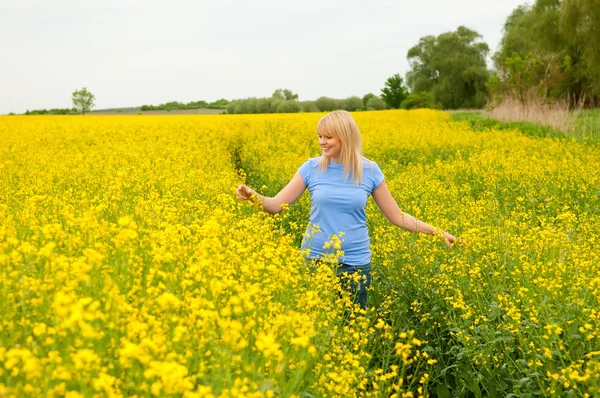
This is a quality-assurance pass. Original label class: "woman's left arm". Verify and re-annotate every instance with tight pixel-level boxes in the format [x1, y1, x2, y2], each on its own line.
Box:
[372, 180, 457, 246]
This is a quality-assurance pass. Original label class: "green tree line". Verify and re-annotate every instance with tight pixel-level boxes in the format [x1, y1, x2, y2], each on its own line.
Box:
[225, 89, 389, 114]
[140, 98, 230, 111]
[490, 0, 600, 104]
[404, 0, 600, 109]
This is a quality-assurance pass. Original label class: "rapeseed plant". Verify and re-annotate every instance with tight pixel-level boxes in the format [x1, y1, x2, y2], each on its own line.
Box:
[0, 111, 599, 397]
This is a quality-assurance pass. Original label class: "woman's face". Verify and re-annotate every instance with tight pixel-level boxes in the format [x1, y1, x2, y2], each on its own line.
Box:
[318, 132, 341, 160]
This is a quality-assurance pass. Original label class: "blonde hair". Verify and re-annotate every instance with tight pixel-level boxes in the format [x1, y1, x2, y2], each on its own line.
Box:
[317, 110, 363, 185]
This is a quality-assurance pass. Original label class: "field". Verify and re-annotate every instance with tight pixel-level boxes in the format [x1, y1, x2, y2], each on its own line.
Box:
[1, 111, 599, 397]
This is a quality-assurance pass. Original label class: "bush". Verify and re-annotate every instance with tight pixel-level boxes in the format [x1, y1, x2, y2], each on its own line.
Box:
[400, 92, 442, 110]
[226, 102, 236, 114]
[315, 97, 338, 112]
[276, 100, 302, 113]
[301, 101, 320, 113]
[209, 99, 230, 109]
[256, 98, 272, 114]
[366, 96, 386, 110]
[343, 96, 364, 112]
[245, 98, 258, 114]
[363, 93, 376, 109]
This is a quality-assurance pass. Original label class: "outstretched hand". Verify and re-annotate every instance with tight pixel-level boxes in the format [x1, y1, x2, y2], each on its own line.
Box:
[442, 231, 461, 247]
[236, 184, 256, 201]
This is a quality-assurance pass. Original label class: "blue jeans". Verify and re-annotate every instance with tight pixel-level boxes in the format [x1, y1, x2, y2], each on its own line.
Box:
[336, 263, 372, 310]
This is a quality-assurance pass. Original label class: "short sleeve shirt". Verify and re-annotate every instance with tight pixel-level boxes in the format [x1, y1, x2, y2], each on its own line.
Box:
[298, 157, 385, 265]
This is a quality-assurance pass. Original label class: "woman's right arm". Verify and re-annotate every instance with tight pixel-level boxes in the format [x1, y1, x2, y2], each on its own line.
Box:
[236, 172, 307, 214]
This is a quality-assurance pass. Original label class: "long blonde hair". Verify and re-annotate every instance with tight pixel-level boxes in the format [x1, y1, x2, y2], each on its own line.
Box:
[317, 110, 363, 185]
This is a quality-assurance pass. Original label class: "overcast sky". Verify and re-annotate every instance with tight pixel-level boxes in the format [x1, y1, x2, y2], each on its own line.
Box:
[0, 0, 526, 114]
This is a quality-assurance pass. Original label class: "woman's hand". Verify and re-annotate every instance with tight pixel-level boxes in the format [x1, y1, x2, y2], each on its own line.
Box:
[236, 184, 256, 201]
[442, 231, 459, 247]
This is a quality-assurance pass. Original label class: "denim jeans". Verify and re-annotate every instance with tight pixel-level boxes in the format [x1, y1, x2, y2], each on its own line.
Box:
[336, 263, 372, 310]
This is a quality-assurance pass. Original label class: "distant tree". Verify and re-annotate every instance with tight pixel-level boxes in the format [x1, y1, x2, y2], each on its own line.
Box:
[561, 0, 600, 97]
[276, 100, 302, 113]
[315, 97, 338, 112]
[362, 93, 376, 109]
[272, 89, 285, 100]
[233, 101, 250, 114]
[209, 98, 230, 109]
[72, 87, 95, 115]
[256, 98, 272, 113]
[407, 26, 490, 109]
[343, 96, 364, 111]
[400, 92, 441, 109]
[301, 101, 320, 113]
[245, 98, 258, 114]
[366, 96, 387, 110]
[283, 89, 299, 101]
[272, 89, 298, 101]
[226, 102, 236, 114]
[380, 74, 408, 109]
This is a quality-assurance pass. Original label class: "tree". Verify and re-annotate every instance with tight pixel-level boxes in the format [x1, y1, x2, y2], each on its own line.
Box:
[491, 0, 600, 102]
[362, 93, 376, 109]
[560, 0, 600, 98]
[272, 89, 285, 100]
[276, 100, 302, 113]
[301, 101, 320, 113]
[366, 96, 386, 110]
[315, 97, 338, 112]
[283, 89, 298, 101]
[272, 89, 298, 101]
[72, 87, 95, 115]
[400, 92, 441, 109]
[343, 96, 364, 111]
[380, 74, 407, 109]
[406, 26, 490, 109]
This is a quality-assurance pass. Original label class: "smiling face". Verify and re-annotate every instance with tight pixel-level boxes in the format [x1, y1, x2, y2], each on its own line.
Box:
[318, 132, 342, 161]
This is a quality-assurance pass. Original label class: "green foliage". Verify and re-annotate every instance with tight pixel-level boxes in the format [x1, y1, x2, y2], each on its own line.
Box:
[226, 92, 379, 114]
[275, 100, 302, 113]
[226, 97, 302, 114]
[560, 0, 600, 97]
[256, 98, 272, 114]
[380, 74, 407, 109]
[140, 99, 230, 112]
[24, 108, 77, 115]
[226, 102, 235, 114]
[315, 97, 338, 112]
[363, 93, 376, 109]
[343, 96, 364, 112]
[272, 89, 298, 101]
[400, 92, 441, 110]
[366, 96, 386, 110]
[492, 0, 600, 102]
[301, 101, 320, 113]
[72, 87, 95, 115]
[407, 26, 490, 109]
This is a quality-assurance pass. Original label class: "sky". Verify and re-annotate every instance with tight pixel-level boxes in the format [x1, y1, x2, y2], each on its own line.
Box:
[0, 0, 526, 114]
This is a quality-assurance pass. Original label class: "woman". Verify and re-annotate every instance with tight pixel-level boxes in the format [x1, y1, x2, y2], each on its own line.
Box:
[236, 110, 457, 309]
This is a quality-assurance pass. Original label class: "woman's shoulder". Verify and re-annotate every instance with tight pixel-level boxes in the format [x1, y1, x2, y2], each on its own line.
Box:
[361, 157, 379, 169]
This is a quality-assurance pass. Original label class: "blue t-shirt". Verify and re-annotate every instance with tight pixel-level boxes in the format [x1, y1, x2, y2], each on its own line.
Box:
[298, 156, 385, 265]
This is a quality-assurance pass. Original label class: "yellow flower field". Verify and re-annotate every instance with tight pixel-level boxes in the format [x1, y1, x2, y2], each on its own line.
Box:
[0, 111, 599, 397]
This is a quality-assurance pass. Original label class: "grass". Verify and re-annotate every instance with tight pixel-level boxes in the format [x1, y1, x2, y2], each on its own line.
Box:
[451, 109, 600, 144]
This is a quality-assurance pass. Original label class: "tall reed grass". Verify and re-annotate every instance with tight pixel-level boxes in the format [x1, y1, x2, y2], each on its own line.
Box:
[489, 95, 600, 142]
